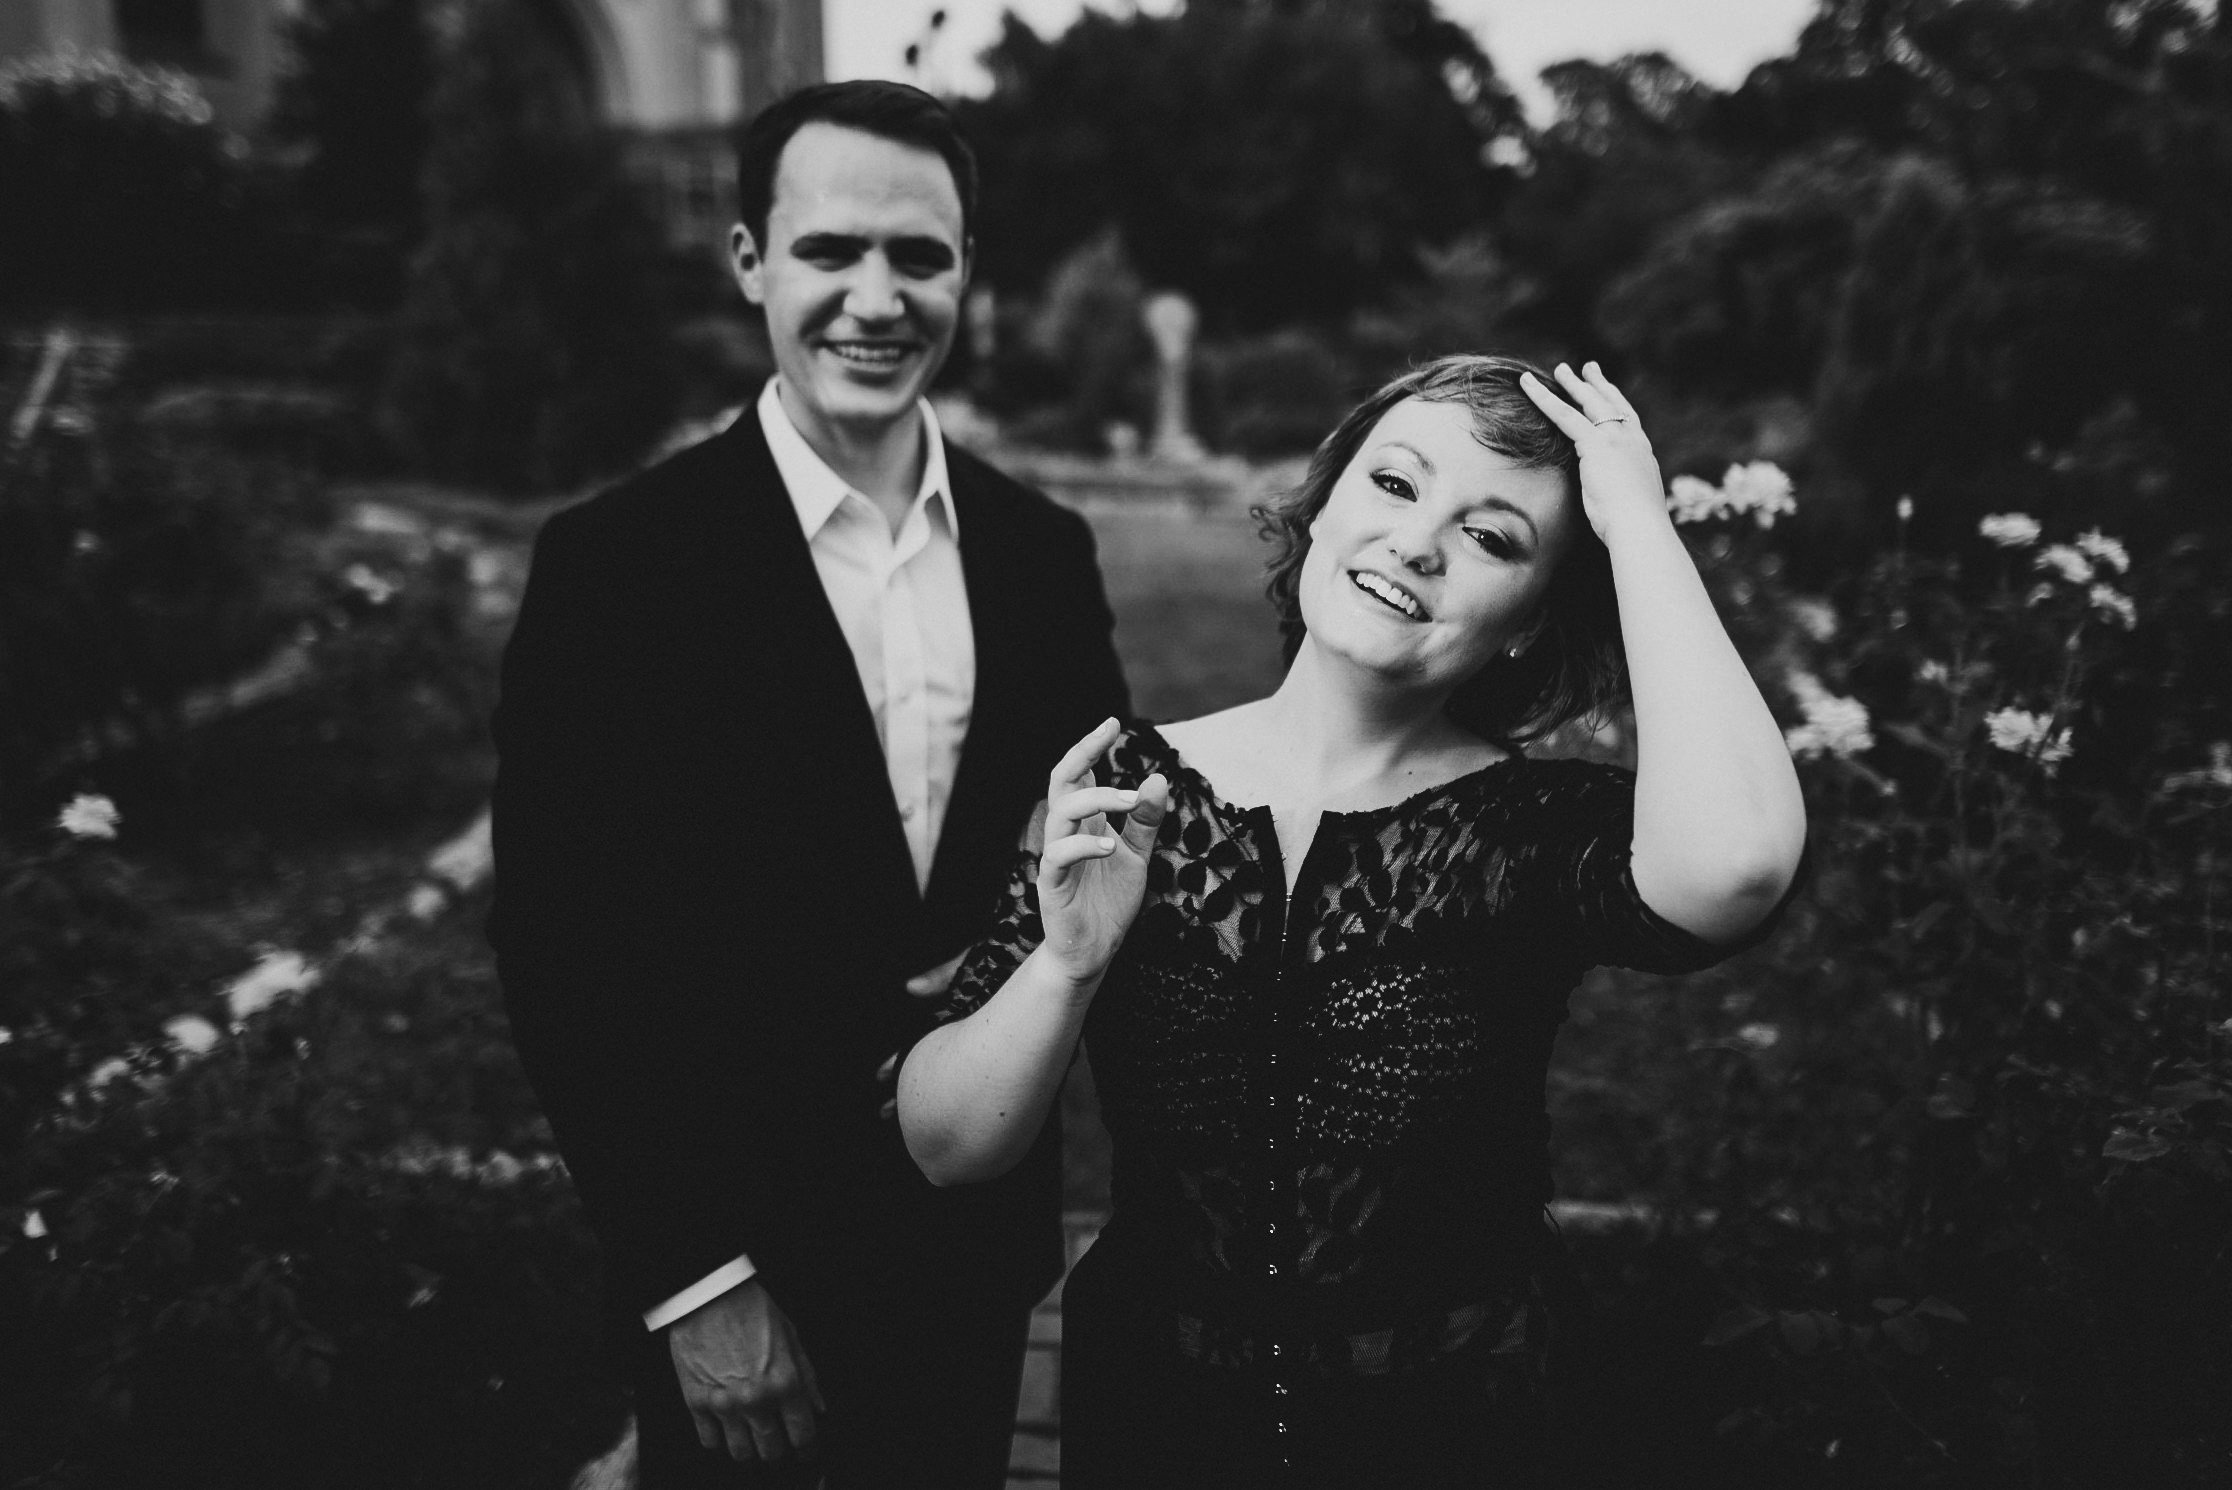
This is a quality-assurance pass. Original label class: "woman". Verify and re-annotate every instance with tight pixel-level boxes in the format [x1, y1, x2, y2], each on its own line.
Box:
[899, 355, 1806, 1485]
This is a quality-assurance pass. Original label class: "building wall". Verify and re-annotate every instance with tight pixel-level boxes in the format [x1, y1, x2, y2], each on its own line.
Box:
[0, 0, 116, 58]
[0, 0, 823, 137]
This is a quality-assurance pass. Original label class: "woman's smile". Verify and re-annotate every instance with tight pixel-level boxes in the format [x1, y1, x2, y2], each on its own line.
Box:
[1348, 567, 1429, 621]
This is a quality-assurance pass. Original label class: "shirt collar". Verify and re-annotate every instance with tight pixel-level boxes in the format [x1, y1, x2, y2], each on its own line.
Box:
[757, 378, 957, 543]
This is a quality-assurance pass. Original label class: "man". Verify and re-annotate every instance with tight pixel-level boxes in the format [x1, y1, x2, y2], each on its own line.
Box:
[490, 81, 1129, 1487]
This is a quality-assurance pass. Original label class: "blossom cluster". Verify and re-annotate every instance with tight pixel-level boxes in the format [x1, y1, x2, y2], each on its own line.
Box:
[382, 1143, 568, 1190]
[0, 46, 215, 129]
[222, 950, 321, 1024]
[56, 793, 119, 840]
[1977, 513, 2137, 629]
[1668, 461, 1797, 528]
[1984, 707, 2074, 773]
[1782, 669, 1876, 761]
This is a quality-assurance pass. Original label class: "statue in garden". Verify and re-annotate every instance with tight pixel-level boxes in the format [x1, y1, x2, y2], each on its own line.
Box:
[1141, 289, 1206, 463]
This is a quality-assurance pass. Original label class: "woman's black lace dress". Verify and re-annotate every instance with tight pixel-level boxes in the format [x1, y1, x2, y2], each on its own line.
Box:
[939, 724, 1771, 1487]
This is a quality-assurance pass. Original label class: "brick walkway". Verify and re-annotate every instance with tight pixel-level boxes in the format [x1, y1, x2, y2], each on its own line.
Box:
[1005, 1211, 1103, 1488]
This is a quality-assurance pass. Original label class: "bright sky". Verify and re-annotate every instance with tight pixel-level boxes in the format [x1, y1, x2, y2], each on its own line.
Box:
[825, 0, 1823, 122]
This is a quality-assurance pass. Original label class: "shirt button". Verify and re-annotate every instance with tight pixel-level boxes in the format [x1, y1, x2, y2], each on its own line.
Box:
[900, 802, 918, 820]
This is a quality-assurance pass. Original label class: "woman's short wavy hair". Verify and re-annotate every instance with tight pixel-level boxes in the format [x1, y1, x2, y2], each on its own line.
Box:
[1253, 353, 1627, 746]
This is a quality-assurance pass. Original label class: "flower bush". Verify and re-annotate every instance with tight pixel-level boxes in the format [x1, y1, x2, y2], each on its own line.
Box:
[1548, 487, 2232, 1486]
[0, 896, 622, 1488]
[0, 49, 255, 311]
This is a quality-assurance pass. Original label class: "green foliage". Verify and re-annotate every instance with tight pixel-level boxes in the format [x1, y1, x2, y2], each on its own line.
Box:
[162, 530, 497, 841]
[267, 0, 434, 305]
[0, 827, 233, 1146]
[1496, 53, 1745, 351]
[1594, 143, 1886, 401]
[1517, 0, 2232, 535]
[0, 50, 253, 312]
[0, 901, 620, 1489]
[957, 0, 1525, 330]
[379, 0, 686, 491]
[977, 229, 1153, 452]
[1197, 328, 1357, 459]
[1552, 501, 2232, 1485]
[0, 338, 331, 816]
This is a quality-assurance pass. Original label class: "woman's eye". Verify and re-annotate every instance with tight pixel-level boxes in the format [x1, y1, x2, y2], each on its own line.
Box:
[1372, 471, 1414, 501]
[1467, 528, 1514, 559]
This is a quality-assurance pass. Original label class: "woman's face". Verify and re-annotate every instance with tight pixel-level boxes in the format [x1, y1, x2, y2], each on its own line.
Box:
[1298, 396, 1578, 698]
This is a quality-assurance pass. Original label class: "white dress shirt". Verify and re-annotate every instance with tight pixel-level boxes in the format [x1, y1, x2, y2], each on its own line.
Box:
[642, 379, 977, 1331]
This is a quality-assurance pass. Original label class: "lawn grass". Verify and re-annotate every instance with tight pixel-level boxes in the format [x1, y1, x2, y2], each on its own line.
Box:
[1078, 497, 1290, 724]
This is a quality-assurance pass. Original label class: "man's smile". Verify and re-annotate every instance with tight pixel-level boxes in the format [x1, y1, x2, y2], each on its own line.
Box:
[1350, 568, 1429, 621]
[821, 339, 918, 370]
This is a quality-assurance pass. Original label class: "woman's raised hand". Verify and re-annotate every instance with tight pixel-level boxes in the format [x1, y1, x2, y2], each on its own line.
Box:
[1518, 361, 1669, 546]
[1036, 718, 1168, 989]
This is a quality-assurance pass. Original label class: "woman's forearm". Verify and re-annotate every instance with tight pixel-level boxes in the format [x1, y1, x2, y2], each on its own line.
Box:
[898, 946, 1100, 1185]
[1607, 513, 1807, 942]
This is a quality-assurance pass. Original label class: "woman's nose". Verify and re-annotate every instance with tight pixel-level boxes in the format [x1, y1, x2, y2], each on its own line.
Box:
[1389, 517, 1444, 575]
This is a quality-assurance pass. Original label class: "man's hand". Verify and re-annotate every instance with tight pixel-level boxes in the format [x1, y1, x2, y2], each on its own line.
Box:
[668, 1277, 826, 1462]
[878, 951, 966, 1119]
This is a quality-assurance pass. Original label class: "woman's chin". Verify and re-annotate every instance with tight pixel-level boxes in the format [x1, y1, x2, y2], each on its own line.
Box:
[1306, 636, 1457, 696]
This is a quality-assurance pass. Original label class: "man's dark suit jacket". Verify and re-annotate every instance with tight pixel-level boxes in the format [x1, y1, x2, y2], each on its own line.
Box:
[489, 412, 1129, 1328]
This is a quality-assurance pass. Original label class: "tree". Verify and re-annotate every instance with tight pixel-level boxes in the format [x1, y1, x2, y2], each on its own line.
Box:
[1707, 0, 2232, 478]
[956, 0, 1526, 331]
[378, 0, 684, 491]
[266, 0, 435, 303]
[1494, 54, 1744, 351]
[0, 50, 249, 311]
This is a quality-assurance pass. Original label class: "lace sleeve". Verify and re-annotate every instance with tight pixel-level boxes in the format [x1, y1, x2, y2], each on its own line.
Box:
[1510, 760, 1794, 975]
[936, 808, 1049, 1026]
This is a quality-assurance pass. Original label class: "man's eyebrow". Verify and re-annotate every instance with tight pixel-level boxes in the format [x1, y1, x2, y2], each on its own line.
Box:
[788, 231, 866, 254]
[887, 235, 959, 260]
[786, 232, 957, 262]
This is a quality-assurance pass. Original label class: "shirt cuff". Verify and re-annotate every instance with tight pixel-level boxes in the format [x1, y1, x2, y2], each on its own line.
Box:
[641, 1254, 758, 1332]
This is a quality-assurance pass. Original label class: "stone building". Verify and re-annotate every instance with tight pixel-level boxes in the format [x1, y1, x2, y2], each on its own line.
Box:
[0, 0, 824, 245]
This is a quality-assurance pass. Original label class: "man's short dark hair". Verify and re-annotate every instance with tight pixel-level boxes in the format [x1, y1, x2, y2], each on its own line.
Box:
[734, 80, 978, 252]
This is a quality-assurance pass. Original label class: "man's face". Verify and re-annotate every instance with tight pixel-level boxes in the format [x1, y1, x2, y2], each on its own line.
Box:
[732, 122, 970, 444]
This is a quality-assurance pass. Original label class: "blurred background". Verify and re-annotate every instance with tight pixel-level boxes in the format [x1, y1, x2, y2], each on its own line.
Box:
[2, 1, 2228, 1486]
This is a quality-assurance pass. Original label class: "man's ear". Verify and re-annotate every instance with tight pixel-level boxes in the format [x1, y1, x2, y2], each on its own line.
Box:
[730, 223, 766, 306]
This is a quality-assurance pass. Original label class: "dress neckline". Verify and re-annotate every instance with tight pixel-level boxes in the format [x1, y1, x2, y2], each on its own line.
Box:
[1127, 719, 1526, 826]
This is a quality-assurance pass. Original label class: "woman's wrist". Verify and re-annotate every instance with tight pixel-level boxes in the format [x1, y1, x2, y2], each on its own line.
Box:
[1594, 495, 1681, 559]
[1026, 943, 1106, 1008]
[1598, 504, 1678, 575]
